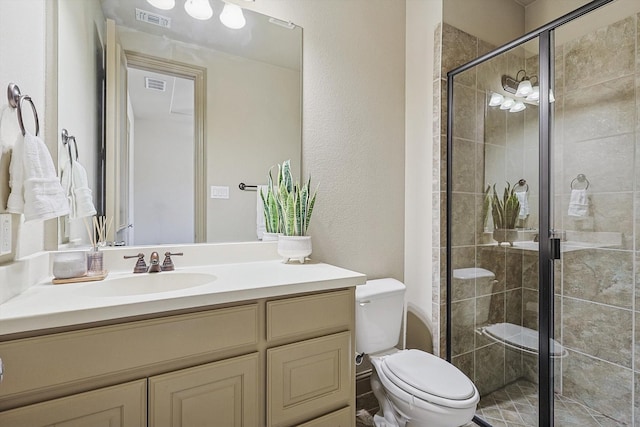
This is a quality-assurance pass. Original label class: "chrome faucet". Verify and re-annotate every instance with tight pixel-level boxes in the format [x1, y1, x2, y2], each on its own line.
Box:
[148, 252, 162, 273]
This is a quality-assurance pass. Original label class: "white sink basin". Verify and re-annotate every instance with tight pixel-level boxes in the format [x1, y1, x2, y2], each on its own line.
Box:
[79, 272, 216, 297]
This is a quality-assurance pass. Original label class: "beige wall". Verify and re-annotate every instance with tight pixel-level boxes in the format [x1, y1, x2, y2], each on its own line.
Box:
[0, 0, 48, 262]
[444, 0, 525, 47]
[405, 0, 442, 338]
[246, 0, 406, 278]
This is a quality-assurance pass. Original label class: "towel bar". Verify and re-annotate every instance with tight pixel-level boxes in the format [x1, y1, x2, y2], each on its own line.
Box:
[7, 83, 40, 136]
[239, 183, 258, 191]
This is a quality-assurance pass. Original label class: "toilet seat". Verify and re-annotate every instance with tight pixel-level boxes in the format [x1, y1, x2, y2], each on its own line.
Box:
[378, 349, 478, 410]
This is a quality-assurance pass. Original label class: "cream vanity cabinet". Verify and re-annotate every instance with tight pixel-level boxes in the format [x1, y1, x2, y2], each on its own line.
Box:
[0, 288, 355, 427]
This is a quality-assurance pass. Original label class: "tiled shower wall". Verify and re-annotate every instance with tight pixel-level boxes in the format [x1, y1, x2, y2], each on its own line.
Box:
[433, 12, 640, 425]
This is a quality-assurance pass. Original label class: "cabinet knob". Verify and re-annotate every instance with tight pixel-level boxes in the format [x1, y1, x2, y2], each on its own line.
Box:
[0, 357, 4, 383]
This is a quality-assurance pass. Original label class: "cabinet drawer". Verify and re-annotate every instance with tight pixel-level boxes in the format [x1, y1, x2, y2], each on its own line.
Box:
[149, 353, 259, 427]
[0, 379, 146, 427]
[297, 406, 352, 427]
[267, 331, 352, 427]
[266, 289, 352, 342]
[0, 304, 258, 406]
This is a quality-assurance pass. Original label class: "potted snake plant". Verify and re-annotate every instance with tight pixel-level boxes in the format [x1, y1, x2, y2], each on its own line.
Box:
[275, 160, 318, 263]
[486, 182, 520, 246]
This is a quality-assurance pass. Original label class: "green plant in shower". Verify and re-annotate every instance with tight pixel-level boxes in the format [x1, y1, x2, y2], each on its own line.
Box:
[486, 182, 520, 230]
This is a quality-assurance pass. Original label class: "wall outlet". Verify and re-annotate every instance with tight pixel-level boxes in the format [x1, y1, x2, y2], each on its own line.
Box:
[0, 214, 11, 255]
[210, 186, 230, 199]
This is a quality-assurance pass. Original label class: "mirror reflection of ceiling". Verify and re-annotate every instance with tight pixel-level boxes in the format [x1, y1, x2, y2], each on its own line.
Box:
[100, 0, 301, 70]
[127, 68, 194, 121]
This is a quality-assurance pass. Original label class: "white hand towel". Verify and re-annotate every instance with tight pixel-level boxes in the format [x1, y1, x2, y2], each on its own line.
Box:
[7, 131, 69, 221]
[256, 185, 268, 240]
[70, 161, 97, 218]
[0, 105, 21, 153]
[61, 157, 97, 219]
[515, 191, 529, 219]
[568, 189, 588, 217]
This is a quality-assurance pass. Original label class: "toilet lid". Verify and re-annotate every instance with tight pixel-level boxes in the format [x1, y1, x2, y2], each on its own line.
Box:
[382, 350, 476, 401]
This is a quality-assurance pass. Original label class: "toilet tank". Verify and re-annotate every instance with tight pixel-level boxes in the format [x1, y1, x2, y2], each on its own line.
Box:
[355, 278, 406, 354]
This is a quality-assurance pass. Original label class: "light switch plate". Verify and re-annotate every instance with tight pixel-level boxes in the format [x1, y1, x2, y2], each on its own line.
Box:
[0, 214, 11, 255]
[210, 186, 230, 199]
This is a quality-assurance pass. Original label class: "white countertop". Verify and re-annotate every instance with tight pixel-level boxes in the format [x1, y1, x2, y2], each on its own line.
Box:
[0, 259, 366, 337]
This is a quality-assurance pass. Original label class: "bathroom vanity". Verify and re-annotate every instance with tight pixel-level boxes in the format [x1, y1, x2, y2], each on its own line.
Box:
[0, 243, 365, 427]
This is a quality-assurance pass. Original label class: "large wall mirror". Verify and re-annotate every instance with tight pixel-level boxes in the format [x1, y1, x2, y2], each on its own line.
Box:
[56, 0, 302, 247]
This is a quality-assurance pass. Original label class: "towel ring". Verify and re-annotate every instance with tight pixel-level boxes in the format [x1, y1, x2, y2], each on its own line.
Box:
[570, 174, 589, 190]
[61, 129, 79, 162]
[7, 83, 40, 136]
[515, 178, 529, 193]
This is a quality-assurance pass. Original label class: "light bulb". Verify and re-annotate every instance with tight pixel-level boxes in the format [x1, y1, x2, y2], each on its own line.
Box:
[526, 86, 539, 102]
[515, 79, 533, 97]
[500, 97, 515, 110]
[220, 3, 246, 29]
[510, 101, 526, 113]
[184, 0, 213, 20]
[488, 93, 504, 107]
[147, 0, 175, 9]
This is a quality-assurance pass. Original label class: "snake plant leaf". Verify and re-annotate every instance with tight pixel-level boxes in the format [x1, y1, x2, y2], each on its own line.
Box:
[280, 159, 293, 193]
[305, 186, 318, 234]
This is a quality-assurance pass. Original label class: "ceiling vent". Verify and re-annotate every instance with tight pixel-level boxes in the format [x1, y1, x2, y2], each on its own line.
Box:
[135, 8, 171, 28]
[144, 77, 167, 92]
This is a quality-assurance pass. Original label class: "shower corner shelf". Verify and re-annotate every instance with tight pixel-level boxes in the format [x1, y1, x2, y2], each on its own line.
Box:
[478, 322, 568, 359]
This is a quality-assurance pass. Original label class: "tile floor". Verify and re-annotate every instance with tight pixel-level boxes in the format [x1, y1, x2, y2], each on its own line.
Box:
[469, 379, 626, 427]
[358, 379, 626, 426]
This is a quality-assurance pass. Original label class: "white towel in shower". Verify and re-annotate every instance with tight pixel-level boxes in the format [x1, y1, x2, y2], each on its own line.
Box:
[7, 131, 69, 221]
[515, 191, 529, 219]
[567, 189, 588, 217]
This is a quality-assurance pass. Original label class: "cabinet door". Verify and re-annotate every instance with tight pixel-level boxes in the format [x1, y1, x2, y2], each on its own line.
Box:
[149, 353, 259, 427]
[0, 379, 146, 427]
[267, 332, 352, 427]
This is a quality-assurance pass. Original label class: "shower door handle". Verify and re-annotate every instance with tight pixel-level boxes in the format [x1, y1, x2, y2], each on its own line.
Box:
[550, 238, 561, 260]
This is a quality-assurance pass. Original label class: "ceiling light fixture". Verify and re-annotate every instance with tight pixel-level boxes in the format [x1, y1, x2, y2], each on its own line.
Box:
[220, 3, 246, 29]
[184, 0, 213, 20]
[146, 0, 176, 10]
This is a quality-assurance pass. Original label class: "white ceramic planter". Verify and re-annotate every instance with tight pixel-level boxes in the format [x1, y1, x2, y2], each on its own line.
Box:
[277, 236, 312, 264]
[261, 232, 281, 242]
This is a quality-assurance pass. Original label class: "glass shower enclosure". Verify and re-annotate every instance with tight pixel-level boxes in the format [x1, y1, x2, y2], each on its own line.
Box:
[446, 0, 638, 425]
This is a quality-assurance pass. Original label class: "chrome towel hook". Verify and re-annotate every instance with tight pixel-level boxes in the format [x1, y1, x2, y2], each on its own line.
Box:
[7, 83, 40, 136]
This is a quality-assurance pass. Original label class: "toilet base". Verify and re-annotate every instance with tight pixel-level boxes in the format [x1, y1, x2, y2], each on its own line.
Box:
[369, 358, 477, 427]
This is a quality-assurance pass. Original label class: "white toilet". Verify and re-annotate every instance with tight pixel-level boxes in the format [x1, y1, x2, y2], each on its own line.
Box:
[356, 279, 479, 427]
